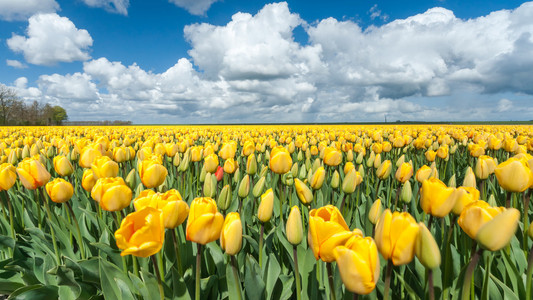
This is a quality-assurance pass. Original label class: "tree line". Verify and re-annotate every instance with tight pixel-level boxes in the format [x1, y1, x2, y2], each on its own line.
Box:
[0, 85, 68, 126]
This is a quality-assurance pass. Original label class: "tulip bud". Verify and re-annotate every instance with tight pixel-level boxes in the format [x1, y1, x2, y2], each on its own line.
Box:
[290, 163, 298, 178]
[330, 170, 340, 189]
[294, 178, 313, 205]
[356, 151, 364, 165]
[487, 194, 497, 207]
[252, 176, 266, 198]
[373, 154, 382, 169]
[220, 212, 242, 255]
[173, 153, 181, 167]
[400, 181, 412, 203]
[259, 165, 268, 178]
[415, 222, 441, 269]
[528, 222, 533, 240]
[376, 160, 392, 180]
[310, 166, 325, 190]
[476, 208, 520, 251]
[200, 165, 207, 183]
[305, 157, 311, 171]
[312, 158, 321, 174]
[447, 174, 456, 188]
[462, 167, 476, 188]
[297, 150, 303, 161]
[358, 164, 365, 178]
[203, 173, 215, 197]
[396, 154, 405, 168]
[298, 163, 307, 180]
[8, 151, 17, 165]
[135, 182, 145, 196]
[286, 206, 303, 245]
[217, 185, 232, 211]
[21, 145, 30, 159]
[238, 174, 250, 198]
[368, 199, 382, 225]
[246, 154, 257, 175]
[233, 168, 241, 184]
[346, 150, 354, 162]
[178, 150, 190, 172]
[258, 188, 274, 223]
[125, 169, 136, 190]
[342, 169, 358, 194]
[282, 172, 294, 186]
[366, 151, 375, 168]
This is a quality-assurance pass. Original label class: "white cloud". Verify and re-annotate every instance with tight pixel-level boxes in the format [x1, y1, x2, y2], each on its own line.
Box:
[82, 0, 129, 15]
[6, 59, 27, 69]
[497, 99, 513, 112]
[168, 0, 219, 16]
[0, 0, 59, 21]
[7, 13, 93, 66]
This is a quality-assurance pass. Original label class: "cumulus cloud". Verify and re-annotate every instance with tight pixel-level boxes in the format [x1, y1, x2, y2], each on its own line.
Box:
[6, 59, 27, 69]
[7, 13, 93, 66]
[0, 0, 59, 21]
[82, 0, 129, 15]
[168, 0, 219, 16]
[5, 2, 533, 123]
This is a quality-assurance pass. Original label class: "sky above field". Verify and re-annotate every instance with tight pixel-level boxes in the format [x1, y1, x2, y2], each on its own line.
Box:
[1, 0, 533, 124]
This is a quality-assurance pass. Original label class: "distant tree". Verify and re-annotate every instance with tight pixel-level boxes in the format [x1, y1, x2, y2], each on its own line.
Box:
[0, 85, 18, 125]
[52, 105, 68, 125]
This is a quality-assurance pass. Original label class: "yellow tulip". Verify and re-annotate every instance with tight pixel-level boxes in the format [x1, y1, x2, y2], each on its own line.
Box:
[82, 169, 96, 192]
[436, 146, 448, 159]
[416, 165, 432, 183]
[138, 159, 168, 189]
[395, 162, 413, 183]
[220, 212, 242, 255]
[458, 201, 505, 239]
[310, 166, 325, 190]
[334, 236, 380, 295]
[246, 153, 257, 175]
[112, 147, 128, 163]
[115, 207, 164, 257]
[203, 153, 219, 174]
[0, 163, 17, 191]
[476, 208, 520, 251]
[420, 178, 456, 218]
[219, 143, 236, 160]
[462, 167, 476, 188]
[16, 158, 51, 190]
[186, 197, 224, 245]
[269, 146, 292, 174]
[308, 205, 357, 262]
[342, 168, 362, 194]
[286, 206, 303, 245]
[91, 156, 119, 180]
[294, 178, 313, 205]
[368, 199, 383, 225]
[415, 222, 441, 269]
[45, 178, 74, 203]
[474, 155, 496, 179]
[53, 155, 74, 177]
[242, 141, 255, 156]
[450, 187, 480, 216]
[133, 189, 189, 229]
[257, 188, 274, 223]
[374, 209, 419, 266]
[494, 157, 533, 193]
[79, 147, 101, 168]
[376, 160, 392, 180]
[343, 162, 355, 175]
[91, 177, 132, 211]
[425, 150, 436, 162]
[323, 147, 342, 166]
[223, 158, 237, 174]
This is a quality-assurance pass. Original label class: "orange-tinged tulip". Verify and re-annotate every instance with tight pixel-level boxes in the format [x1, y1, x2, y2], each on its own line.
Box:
[374, 209, 419, 266]
[82, 169, 96, 192]
[138, 159, 168, 189]
[16, 158, 51, 190]
[91, 156, 119, 180]
[91, 177, 132, 212]
[220, 212, 242, 255]
[133, 189, 189, 229]
[186, 197, 224, 245]
[53, 155, 74, 177]
[269, 146, 292, 174]
[494, 157, 533, 192]
[451, 187, 480, 216]
[257, 188, 274, 223]
[115, 207, 164, 257]
[420, 178, 456, 218]
[436, 146, 448, 159]
[334, 236, 380, 295]
[395, 162, 413, 183]
[308, 205, 356, 262]
[0, 163, 17, 191]
[416, 165, 432, 182]
[79, 147, 101, 168]
[286, 206, 303, 245]
[204, 154, 219, 174]
[458, 201, 505, 239]
[323, 147, 342, 166]
[45, 178, 74, 203]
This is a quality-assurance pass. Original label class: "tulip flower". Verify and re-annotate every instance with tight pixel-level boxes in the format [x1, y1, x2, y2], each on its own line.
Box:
[269, 146, 292, 174]
[294, 178, 313, 205]
[113, 147, 128, 163]
[450, 187, 480, 216]
[416, 165, 432, 183]
[323, 147, 342, 166]
[82, 169, 96, 192]
[474, 155, 496, 179]
[223, 158, 236, 174]
[286, 206, 303, 245]
[476, 208, 520, 251]
[258, 188, 274, 223]
[203, 154, 219, 174]
[16, 158, 51, 190]
[462, 167, 476, 188]
[310, 166, 325, 190]
[186, 197, 224, 245]
[457, 201, 505, 240]
[415, 222, 441, 269]
[91, 156, 119, 180]
[395, 162, 413, 183]
[425, 150, 436, 162]
[79, 147, 101, 168]
[220, 212, 242, 255]
[45, 178, 74, 204]
[330, 170, 340, 189]
[494, 157, 533, 193]
[376, 160, 392, 180]
[91, 177, 133, 212]
[246, 154, 257, 175]
[115, 207, 165, 257]
[437, 146, 448, 160]
[53, 155, 74, 177]
[334, 236, 380, 295]
[308, 205, 357, 262]
[219, 143, 236, 160]
[133, 189, 189, 229]
[420, 178, 456, 218]
[215, 166, 224, 181]
[368, 199, 383, 225]
[138, 159, 168, 189]
[217, 185, 232, 211]
[374, 209, 419, 266]
[344, 162, 355, 175]
[0, 163, 17, 191]
[342, 169, 362, 194]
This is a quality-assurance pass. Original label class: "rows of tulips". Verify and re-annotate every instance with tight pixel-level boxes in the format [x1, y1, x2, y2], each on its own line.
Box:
[0, 125, 532, 300]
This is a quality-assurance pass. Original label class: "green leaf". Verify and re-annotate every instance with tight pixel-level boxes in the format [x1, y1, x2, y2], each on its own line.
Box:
[99, 258, 135, 300]
[139, 268, 163, 300]
[226, 258, 242, 300]
[244, 254, 265, 300]
[264, 253, 281, 300]
[8, 284, 59, 300]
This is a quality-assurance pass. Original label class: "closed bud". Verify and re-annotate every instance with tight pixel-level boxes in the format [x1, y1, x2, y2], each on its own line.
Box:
[53, 155, 74, 177]
[476, 208, 520, 251]
[220, 212, 242, 255]
[233, 168, 241, 185]
[356, 151, 364, 165]
[282, 172, 294, 186]
[343, 169, 361, 194]
[238, 174, 250, 198]
[47, 146, 56, 158]
[298, 163, 307, 180]
[294, 178, 313, 205]
[21, 145, 30, 159]
[305, 157, 311, 171]
[415, 222, 441, 269]
[396, 155, 406, 168]
[291, 163, 298, 178]
[135, 183, 145, 196]
[259, 165, 268, 178]
[286, 206, 303, 245]
[366, 151, 375, 168]
[346, 150, 354, 162]
[246, 154, 257, 175]
[310, 166, 325, 190]
[125, 169, 136, 190]
[203, 173, 215, 197]
[400, 181, 413, 203]
[200, 165, 207, 182]
[178, 150, 190, 172]
[252, 176, 266, 197]
[368, 199, 382, 225]
[8, 151, 17, 165]
[358, 164, 365, 178]
[447, 174, 456, 188]
[376, 160, 392, 180]
[297, 150, 303, 161]
[172, 153, 180, 167]
[373, 153, 382, 169]
[462, 167, 476, 188]
[312, 158, 321, 173]
[487, 194, 497, 207]
[330, 170, 340, 189]
[257, 188, 274, 222]
[70, 148, 79, 161]
[217, 185, 232, 211]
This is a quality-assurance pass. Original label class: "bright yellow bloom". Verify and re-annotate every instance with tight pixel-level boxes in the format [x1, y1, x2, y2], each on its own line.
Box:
[115, 207, 164, 257]
[323, 147, 342, 166]
[133, 189, 189, 229]
[395, 162, 413, 183]
[223, 158, 237, 174]
[494, 157, 533, 192]
[53, 155, 74, 177]
[374, 209, 419, 266]
[286, 206, 303, 245]
[257, 188, 274, 223]
[0, 163, 17, 191]
[91, 156, 119, 180]
[220, 212, 242, 255]
[416, 165, 432, 182]
[458, 201, 505, 239]
[91, 177, 132, 211]
[376, 160, 392, 180]
[219, 143, 236, 160]
[420, 178, 456, 218]
[368, 199, 382, 225]
[186, 197, 224, 245]
[415, 222, 441, 269]
[204, 153, 219, 174]
[425, 150, 436, 162]
[138, 159, 168, 189]
[82, 169, 96, 192]
[16, 158, 51, 190]
[79, 147, 101, 168]
[45, 178, 74, 203]
[476, 208, 519, 251]
[310, 166, 325, 189]
[269, 146, 292, 174]
[451, 186, 480, 216]
[294, 178, 313, 205]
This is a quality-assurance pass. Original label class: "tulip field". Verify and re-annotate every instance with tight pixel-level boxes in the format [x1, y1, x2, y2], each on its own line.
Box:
[1, 125, 533, 300]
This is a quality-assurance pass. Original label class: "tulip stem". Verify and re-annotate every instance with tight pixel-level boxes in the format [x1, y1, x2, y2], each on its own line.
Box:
[196, 243, 202, 300]
[230, 256, 243, 300]
[384, 260, 392, 300]
[293, 246, 302, 300]
[4, 191, 15, 242]
[428, 269, 435, 300]
[461, 248, 482, 300]
[41, 189, 61, 266]
[352, 293, 358, 300]
[171, 228, 183, 276]
[505, 192, 511, 208]
[326, 263, 336, 300]
[523, 192, 529, 253]
[525, 248, 533, 300]
[66, 201, 86, 260]
[157, 251, 165, 283]
[35, 189, 42, 229]
[151, 255, 165, 300]
[259, 223, 264, 268]
[132, 255, 139, 277]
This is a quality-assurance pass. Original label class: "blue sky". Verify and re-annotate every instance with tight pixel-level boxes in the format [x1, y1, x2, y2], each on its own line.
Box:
[1, 0, 532, 123]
